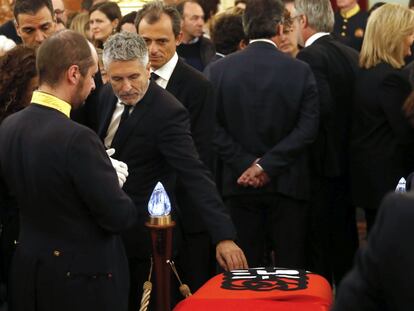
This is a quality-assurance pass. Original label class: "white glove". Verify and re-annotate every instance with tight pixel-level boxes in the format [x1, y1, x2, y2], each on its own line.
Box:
[106, 148, 129, 188]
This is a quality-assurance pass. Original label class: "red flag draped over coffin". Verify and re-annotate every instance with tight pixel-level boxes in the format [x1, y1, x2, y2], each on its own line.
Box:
[174, 267, 332, 311]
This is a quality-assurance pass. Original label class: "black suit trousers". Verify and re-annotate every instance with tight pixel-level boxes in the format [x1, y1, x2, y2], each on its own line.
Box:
[308, 175, 359, 286]
[225, 194, 308, 269]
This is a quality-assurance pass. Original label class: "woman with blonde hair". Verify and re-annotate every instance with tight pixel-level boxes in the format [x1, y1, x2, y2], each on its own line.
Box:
[350, 3, 414, 233]
[69, 12, 92, 41]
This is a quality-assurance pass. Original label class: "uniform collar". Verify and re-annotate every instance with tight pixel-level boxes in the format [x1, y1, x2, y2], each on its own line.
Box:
[341, 3, 360, 19]
[31, 90, 72, 118]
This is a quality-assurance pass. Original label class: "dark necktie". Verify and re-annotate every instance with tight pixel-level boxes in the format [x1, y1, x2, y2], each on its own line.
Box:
[118, 104, 132, 129]
[150, 72, 160, 82]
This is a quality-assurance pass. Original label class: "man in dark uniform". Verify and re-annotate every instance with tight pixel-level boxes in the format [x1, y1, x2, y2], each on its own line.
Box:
[0, 30, 137, 311]
[332, 0, 368, 51]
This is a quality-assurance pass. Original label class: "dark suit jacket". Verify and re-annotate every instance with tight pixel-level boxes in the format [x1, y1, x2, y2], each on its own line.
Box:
[167, 58, 214, 169]
[350, 63, 414, 210]
[0, 20, 22, 44]
[166, 59, 215, 233]
[333, 192, 414, 311]
[96, 82, 236, 257]
[177, 36, 216, 71]
[0, 104, 137, 311]
[297, 35, 359, 177]
[206, 41, 319, 200]
[199, 36, 216, 68]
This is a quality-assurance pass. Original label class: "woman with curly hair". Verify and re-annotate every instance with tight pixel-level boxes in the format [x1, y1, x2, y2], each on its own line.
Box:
[0, 45, 37, 122]
[0, 44, 37, 309]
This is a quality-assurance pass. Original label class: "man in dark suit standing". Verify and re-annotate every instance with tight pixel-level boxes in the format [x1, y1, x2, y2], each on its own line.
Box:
[100, 31, 247, 310]
[206, 0, 319, 269]
[333, 192, 414, 310]
[0, 30, 137, 311]
[135, 1, 217, 293]
[295, 0, 359, 287]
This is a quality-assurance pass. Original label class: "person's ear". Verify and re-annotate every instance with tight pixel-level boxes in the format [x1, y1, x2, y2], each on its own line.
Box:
[146, 62, 151, 79]
[175, 31, 183, 46]
[300, 14, 307, 28]
[112, 18, 119, 32]
[14, 19, 22, 38]
[67, 65, 80, 85]
[238, 39, 248, 50]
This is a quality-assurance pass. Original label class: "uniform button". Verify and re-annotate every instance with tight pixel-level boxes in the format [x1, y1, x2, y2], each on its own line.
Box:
[53, 250, 61, 257]
[66, 272, 71, 277]
[342, 25, 347, 29]
[344, 19, 348, 22]
[108, 273, 113, 279]
[92, 275, 97, 279]
[341, 32, 346, 36]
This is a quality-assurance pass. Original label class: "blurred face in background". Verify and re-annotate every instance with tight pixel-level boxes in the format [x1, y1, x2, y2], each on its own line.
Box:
[16, 6, 56, 47]
[181, 2, 204, 41]
[274, 4, 300, 57]
[336, 0, 357, 11]
[52, 0, 67, 25]
[89, 9, 118, 42]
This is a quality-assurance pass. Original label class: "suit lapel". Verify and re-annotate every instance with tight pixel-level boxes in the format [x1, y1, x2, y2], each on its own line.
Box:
[166, 59, 184, 94]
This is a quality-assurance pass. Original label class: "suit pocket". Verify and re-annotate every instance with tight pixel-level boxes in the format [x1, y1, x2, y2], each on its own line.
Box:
[59, 252, 119, 310]
[66, 252, 113, 278]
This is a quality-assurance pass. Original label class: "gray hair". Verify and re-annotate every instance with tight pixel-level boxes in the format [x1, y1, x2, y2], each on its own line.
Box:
[102, 31, 149, 69]
[295, 0, 334, 33]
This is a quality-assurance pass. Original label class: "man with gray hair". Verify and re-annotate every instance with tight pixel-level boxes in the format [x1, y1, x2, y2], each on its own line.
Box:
[296, 0, 359, 287]
[97, 31, 247, 310]
[206, 0, 319, 270]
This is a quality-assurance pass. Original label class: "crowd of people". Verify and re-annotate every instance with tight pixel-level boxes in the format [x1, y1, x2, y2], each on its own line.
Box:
[1, 0, 414, 310]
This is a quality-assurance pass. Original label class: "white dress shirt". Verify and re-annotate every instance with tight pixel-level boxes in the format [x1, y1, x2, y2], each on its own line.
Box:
[104, 100, 134, 148]
[305, 32, 330, 47]
[249, 38, 278, 48]
[151, 52, 179, 89]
